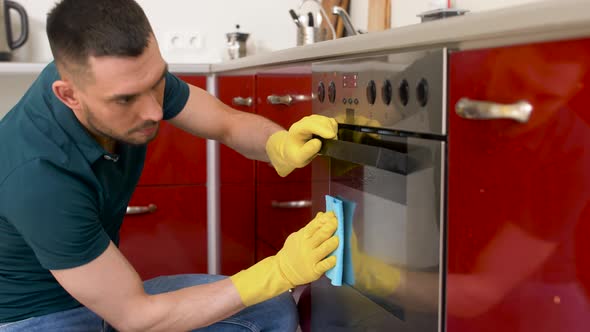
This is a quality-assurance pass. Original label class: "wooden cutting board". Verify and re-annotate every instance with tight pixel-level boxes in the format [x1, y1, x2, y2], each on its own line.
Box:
[368, 0, 391, 32]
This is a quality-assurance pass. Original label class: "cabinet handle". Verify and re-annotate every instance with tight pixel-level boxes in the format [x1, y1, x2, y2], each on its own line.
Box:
[126, 204, 157, 215]
[455, 98, 533, 123]
[266, 94, 309, 106]
[271, 200, 312, 209]
[232, 96, 253, 107]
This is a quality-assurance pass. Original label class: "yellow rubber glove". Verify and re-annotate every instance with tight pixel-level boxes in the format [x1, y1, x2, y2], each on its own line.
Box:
[230, 212, 339, 306]
[351, 231, 402, 297]
[334, 114, 381, 142]
[266, 115, 338, 177]
[331, 115, 382, 177]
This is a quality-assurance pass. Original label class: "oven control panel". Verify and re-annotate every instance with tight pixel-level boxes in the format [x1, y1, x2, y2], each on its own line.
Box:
[312, 49, 447, 136]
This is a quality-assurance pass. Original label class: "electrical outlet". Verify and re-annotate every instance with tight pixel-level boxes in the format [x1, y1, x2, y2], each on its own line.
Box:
[165, 31, 203, 51]
[185, 33, 203, 49]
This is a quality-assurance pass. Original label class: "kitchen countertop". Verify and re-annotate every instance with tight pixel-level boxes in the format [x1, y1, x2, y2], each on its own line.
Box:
[169, 63, 210, 74]
[211, 0, 590, 74]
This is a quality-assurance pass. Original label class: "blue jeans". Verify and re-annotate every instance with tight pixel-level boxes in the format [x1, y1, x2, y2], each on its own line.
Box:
[0, 274, 298, 332]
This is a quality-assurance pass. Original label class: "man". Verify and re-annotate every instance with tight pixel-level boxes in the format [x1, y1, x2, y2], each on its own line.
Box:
[0, 0, 339, 331]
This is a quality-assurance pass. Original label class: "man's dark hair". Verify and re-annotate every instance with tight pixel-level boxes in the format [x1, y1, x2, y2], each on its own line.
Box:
[47, 0, 153, 70]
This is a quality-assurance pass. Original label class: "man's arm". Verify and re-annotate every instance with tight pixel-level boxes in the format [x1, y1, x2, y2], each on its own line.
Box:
[51, 242, 244, 332]
[51, 212, 338, 332]
[169, 84, 338, 178]
[168, 84, 282, 161]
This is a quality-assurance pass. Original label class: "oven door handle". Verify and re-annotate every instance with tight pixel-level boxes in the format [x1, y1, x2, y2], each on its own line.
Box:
[318, 138, 409, 175]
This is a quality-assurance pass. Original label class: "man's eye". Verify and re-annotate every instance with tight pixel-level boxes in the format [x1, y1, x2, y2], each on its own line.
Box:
[117, 96, 136, 105]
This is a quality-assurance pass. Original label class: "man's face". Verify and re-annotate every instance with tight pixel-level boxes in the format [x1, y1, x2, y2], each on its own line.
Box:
[74, 36, 167, 146]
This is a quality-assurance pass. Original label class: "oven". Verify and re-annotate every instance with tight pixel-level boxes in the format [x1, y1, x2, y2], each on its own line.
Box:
[307, 49, 447, 331]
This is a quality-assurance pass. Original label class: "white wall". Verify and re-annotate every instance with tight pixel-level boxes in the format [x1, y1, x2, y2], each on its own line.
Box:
[9, 0, 304, 64]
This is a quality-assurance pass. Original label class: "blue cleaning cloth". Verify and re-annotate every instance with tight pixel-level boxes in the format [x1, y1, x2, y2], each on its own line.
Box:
[338, 196, 356, 286]
[325, 195, 344, 286]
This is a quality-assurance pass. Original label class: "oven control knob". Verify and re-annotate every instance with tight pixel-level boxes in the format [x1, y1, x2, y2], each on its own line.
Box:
[417, 78, 429, 107]
[367, 80, 377, 105]
[399, 79, 410, 106]
[382, 79, 392, 105]
[328, 81, 337, 104]
[317, 82, 326, 103]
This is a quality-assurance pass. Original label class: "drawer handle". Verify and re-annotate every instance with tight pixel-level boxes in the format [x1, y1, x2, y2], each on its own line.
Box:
[126, 204, 157, 215]
[232, 96, 253, 107]
[271, 200, 312, 209]
[266, 94, 309, 106]
[455, 98, 533, 123]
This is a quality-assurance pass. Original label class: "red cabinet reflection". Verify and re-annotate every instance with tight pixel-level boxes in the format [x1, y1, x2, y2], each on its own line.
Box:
[447, 38, 590, 331]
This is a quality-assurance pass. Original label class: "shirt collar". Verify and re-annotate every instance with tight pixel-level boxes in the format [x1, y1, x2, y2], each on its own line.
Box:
[41, 62, 120, 164]
[51, 92, 118, 164]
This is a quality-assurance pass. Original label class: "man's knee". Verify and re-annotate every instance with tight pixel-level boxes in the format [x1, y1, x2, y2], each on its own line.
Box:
[250, 292, 299, 332]
[261, 292, 299, 331]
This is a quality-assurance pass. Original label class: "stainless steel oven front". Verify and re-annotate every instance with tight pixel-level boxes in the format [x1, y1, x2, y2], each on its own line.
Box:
[309, 48, 447, 331]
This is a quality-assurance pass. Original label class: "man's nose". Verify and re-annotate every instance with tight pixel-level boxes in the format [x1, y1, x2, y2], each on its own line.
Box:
[140, 92, 163, 122]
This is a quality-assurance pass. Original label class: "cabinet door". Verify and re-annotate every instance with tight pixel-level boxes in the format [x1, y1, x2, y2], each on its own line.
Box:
[220, 184, 255, 275]
[256, 239, 278, 263]
[179, 75, 207, 89]
[138, 75, 207, 186]
[119, 185, 207, 280]
[256, 74, 312, 183]
[257, 182, 312, 250]
[447, 38, 590, 332]
[217, 75, 256, 185]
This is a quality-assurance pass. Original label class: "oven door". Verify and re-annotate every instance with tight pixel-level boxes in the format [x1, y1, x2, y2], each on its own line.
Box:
[310, 129, 445, 332]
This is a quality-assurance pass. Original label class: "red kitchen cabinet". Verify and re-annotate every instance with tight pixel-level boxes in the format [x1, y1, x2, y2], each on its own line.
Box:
[119, 185, 207, 280]
[138, 121, 207, 185]
[217, 75, 256, 185]
[256, 239, 278, 263]
[447, 38, 590, 332]
[120, 75, 209, 280]
[255, 71, 313, 256]
[219, 184, 255, 275]
[138, 75, 207, 185]
[256, 182, 312, 251]
[217, 75, 257, 275]
[256, 73, 313, 184]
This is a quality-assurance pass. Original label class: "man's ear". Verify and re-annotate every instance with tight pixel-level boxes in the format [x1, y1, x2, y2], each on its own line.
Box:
[52, 80, 82, 111]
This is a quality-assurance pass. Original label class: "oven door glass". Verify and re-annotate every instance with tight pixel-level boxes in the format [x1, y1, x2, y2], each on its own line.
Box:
[310, 130, 444, 332]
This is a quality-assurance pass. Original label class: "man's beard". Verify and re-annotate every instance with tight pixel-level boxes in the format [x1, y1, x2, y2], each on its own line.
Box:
[83, 104, 159, 146]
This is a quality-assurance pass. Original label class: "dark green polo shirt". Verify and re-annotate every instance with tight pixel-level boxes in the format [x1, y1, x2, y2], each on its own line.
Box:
[0, 63, 190, 323]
